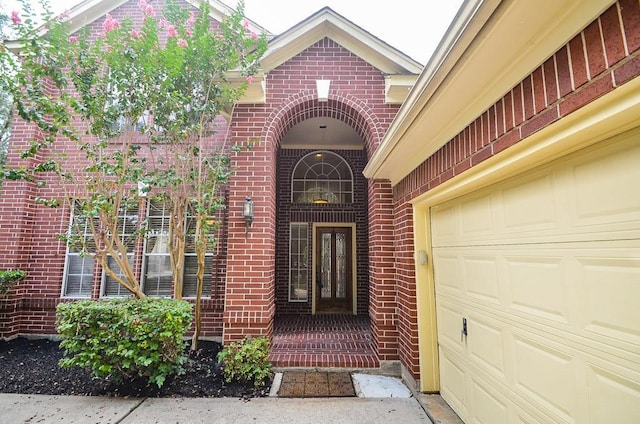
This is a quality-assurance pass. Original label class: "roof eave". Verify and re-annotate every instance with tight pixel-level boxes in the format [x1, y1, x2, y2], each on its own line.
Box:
[261, 7, 423, 75]
[363, 0, 617, 185]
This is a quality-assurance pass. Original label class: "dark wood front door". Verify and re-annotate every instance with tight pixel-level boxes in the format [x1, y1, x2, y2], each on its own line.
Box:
[316, 227, 352, 314]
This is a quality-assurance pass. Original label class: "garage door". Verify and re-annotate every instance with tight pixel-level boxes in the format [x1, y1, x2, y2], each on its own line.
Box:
[431, 132, 640, 423]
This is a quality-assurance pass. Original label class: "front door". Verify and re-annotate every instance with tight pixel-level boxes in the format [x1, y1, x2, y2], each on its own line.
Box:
[316, 227, 352, 314]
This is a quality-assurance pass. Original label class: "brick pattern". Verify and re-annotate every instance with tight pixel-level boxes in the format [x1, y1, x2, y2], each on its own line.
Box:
[0, 0, 231, 339]
[367, 179, 399, 362]
[391, 0, 640, 380]
[224, 38, 399, 344]
[395, 0, 640, 204]
[1, 1, 404, 372]
[275, 149, 368, 315]
[270, 314, 378, 368]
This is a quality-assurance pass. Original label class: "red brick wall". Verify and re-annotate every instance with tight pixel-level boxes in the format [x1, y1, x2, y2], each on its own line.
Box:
[275, 149, 368, 315]
[0, 0, 230, 339]
[2, 4, 409, 370]
[223, 38, 401, 346]
[368, 179, 399, 361]
[392, 0, 640, 380]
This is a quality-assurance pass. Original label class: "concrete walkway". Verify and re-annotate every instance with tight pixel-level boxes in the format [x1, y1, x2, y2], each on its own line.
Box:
[0, 373, 464, 424]
[0, 394, 432, 424]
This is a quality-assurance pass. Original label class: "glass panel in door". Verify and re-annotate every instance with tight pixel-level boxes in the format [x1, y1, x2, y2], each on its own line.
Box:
[316, 227, 352, 313]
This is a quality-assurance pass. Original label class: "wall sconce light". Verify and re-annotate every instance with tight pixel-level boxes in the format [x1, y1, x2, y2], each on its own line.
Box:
[242, 196, 254, 238]
[418, 250, 428, 266]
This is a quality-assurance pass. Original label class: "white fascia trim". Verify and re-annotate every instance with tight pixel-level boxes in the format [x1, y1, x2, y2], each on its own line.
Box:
[262, 9, 422, 75]
[363, 0, 492, 179]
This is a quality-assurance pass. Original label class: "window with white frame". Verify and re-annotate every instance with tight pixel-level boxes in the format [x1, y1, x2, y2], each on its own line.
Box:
[62, 202, 96, 298]
[101, 203, 140, 297]
[143, 201, 213, 297]
[292, 151, 353, 204]
[289, 223, 308, 302]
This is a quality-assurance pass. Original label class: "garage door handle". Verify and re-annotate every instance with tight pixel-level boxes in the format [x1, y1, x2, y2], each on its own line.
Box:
[461, 317, 468, 342]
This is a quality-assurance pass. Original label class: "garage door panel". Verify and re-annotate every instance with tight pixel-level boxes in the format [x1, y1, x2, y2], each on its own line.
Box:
[436, 242, 640, 354]
[502, 171, 559, 232]
[471, 378, 509, 424]
[587, 364, 640, 424]
[437, 301, 467, 354]
[431, 134, 640, 249]
[460, 193, 495, 236]
[579, 256, 640, 346]
[506, 255, 570, 324]
[512, 334, 577, 423]
[570, 138, 640, 228]
[433, 253, 463, 294]
[464, 255, 500, 304]
[440, 349, 468, 416]
[468, 318, 506, 378]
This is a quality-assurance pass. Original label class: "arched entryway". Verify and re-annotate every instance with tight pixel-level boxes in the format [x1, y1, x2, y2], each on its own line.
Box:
[266, 96, 381, 368]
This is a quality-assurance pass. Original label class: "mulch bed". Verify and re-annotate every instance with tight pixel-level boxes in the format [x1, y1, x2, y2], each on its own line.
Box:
[278, 371, 355, 398]
[0, 337, 271, 399]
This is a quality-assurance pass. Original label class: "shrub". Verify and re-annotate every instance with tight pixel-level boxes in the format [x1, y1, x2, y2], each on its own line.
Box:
[0, 269, 26, 297]
[217, 336, 272, 388]
[56, 298, 193, 387]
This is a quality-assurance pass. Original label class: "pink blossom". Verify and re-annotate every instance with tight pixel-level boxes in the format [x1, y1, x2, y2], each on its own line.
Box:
[177, 38, 188, 47]
[103, 14, 121, 32]
[186, 29, 193, 38]
[186, 11, 197, 27]
[144, 4, 155, 16]
[246, 75, 253, 84]
[251, 31, 258, 41]
[129, 29, 142, 38]
[68, 35, 78, 43]
[167, 25, 178, 37]
[11, 11, 21, 25]
[243, 20, 249, 29]
[139, 0, 147, 10]
[159, 18, 168, 29]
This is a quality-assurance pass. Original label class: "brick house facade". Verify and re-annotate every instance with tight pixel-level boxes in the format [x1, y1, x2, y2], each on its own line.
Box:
[2, 0, 639, 416]
[0, 0, 421, 371]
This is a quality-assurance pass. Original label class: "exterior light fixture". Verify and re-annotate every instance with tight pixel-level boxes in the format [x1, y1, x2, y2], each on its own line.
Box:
[316, 79, 331, 102]
[242, 196, 254, 238]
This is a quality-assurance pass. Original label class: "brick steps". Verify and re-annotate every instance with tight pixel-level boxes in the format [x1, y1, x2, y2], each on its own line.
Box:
[270, 314, 379, 368]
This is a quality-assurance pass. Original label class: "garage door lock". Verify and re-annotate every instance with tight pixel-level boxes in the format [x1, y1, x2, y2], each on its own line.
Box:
[461, 317, 468, 342]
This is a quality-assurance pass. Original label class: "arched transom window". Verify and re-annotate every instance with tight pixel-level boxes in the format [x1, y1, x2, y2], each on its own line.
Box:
[292, 151, 353, 204]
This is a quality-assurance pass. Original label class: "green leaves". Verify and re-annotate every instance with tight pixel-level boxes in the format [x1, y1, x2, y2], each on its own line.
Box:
[217, 336, 273, 388]
[56, 298, 193, 387]
[0, 269, 26, 297]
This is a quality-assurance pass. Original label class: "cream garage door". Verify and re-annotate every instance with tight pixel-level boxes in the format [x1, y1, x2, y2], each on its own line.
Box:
[431, 132, 640, 423]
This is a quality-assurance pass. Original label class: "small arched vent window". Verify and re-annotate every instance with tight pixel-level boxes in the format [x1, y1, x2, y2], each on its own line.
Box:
[292, 151, 353, 204]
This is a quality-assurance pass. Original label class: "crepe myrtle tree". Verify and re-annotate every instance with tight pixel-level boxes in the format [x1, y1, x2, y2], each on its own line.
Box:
[0, 0, 266, 345]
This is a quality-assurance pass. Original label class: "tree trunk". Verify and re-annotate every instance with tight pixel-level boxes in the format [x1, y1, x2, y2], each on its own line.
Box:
[191, 218, 206, 351]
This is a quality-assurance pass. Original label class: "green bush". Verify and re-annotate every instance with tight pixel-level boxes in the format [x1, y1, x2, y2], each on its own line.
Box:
[0, 269, 26, 297]
[217, 336, 272, 388]
[56, 298, 193, 387]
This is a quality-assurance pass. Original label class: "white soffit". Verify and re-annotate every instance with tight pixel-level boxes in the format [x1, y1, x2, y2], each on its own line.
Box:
[363, 0, 617, 185]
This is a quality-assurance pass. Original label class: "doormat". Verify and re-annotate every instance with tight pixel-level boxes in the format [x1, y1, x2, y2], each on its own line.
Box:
[278, 371, 355, 398]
